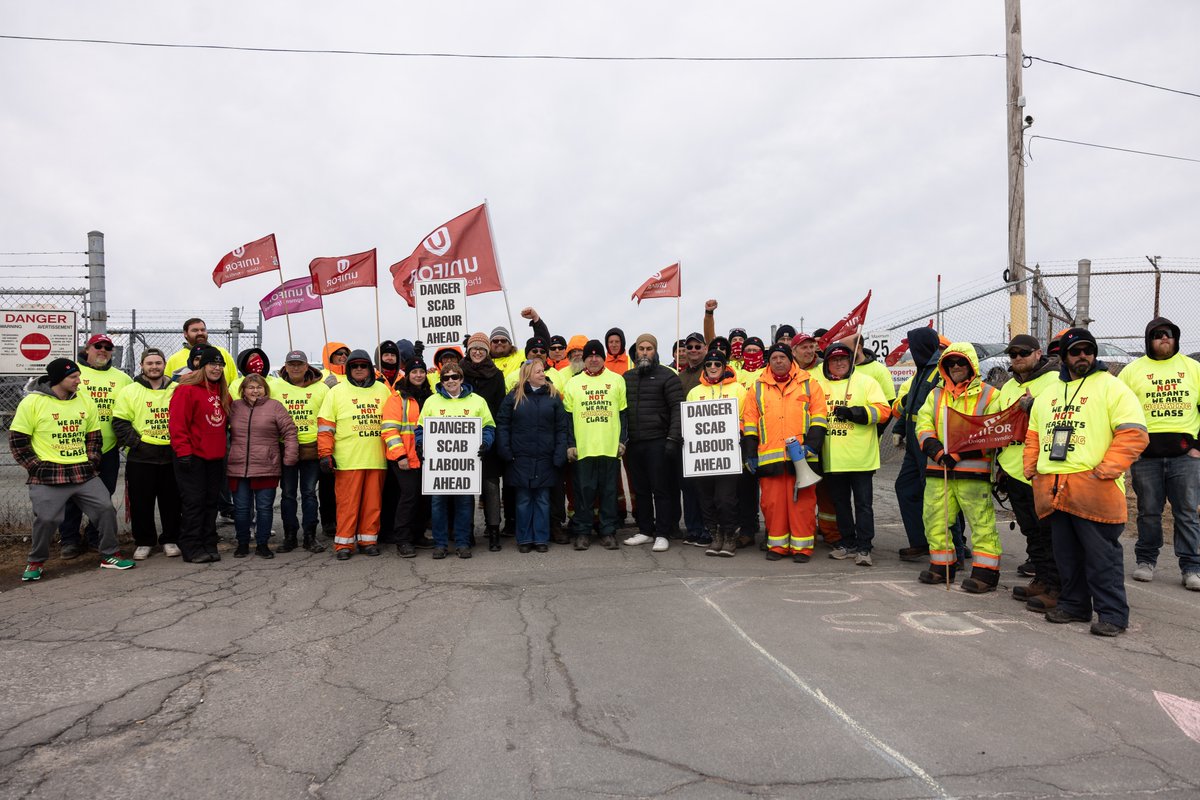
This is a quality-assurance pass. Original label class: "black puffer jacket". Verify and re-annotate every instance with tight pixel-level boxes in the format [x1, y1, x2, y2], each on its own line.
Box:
[496, 384, 570, 489]
[624, 355, 683, 442]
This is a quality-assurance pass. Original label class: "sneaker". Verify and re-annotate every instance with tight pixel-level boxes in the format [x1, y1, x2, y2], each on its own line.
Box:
[684, 536, 712, 548]
[1132, 563, 1155, 582]
[60, 543, 81, 560]
[1090, 620, 1125, 637]
[234, 542, 250, 558]
[457, 547, 472, 559]
[255, 544, 275, 559]
[624, 533, 654, 546]
[599, 535, 619, 550]
[652, 537, 669, 552]
[1044, 607, 1090, 624]
[99, 555, 135, 570]
[1017, 559, 1036, 577]
[163, 544, 182, 557]
[1185, 573, 1200, 591]
[854, 551, 873, 567]
[133, 546, 152, 561]
[22, 562, 44, 581]
[574, 536, 591, 551]
[828, 546, 851, 560]
[431, 548, 447, 560]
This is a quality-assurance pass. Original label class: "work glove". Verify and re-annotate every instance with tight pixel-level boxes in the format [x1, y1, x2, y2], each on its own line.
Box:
[477, 443, 489, 458]
[938, 452, 958, 470]
[413, 340, 425, 357]
[892, 432, 904, 448]
[567, 447, 578, 462]
[921, 437, 945, 464]
[833, 405, 869, 424]
[741, 437, 759, 474]
[176, 455, 194, 472]
[664, 439, 681, 459]
[319, 455, 336, 474]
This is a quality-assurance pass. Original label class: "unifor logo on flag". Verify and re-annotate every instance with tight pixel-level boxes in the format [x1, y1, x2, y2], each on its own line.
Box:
[631, 263, 681, 304]
[212, 234, 280, 287]
[309, 249, 377, 296]
[390, 204, 503, 308]
[818, 291, 872, 351]
[944, 401, 1030, 454]
[259, 276, 324, 320]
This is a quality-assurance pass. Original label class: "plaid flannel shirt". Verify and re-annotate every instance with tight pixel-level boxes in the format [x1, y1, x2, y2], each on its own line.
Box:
[9, 429, 101, 486]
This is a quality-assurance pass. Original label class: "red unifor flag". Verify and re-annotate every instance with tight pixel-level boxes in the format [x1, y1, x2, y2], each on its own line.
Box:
[390, 204, 503, 308]
[631, 263, 681, 304]
[944, 401, 1030, 454]
[884, 319, 934, 367]
[211, 234, 280, 287]
[258, 276, 323, 320]
[818, 290, 871, 351]
[309, 249, 377, 296]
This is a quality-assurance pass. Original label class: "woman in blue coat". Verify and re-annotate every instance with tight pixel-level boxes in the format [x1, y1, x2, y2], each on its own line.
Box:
[497, 360, 570, 552]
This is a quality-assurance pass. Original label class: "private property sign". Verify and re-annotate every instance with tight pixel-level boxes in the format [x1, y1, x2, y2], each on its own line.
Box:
[681, 398, 741, 477]
[0, 310, 77, 375]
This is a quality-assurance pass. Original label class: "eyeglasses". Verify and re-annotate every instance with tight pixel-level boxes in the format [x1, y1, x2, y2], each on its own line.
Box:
[1007, 349, 1033, 358]
[1067, 345, 1096, 356]
[442, 374, 463, 381]
[943, 357, 970, 369]
[490, 338, 509, 345]
[1151, 330, 1175, 340]
[91, 343, 114, 351]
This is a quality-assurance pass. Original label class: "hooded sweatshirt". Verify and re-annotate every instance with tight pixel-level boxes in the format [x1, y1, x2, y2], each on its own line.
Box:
[112, 373, 177, 464]
[322, 341, 350, 387]
[1118, 316, 1200, 457]
[816, 343, 891, 473]
[915, 342, 1000, 481]
[375, 340, 404, 389]
[230, 347, 275, 399]
[995, 354, 1059, 484]
[604, 327, 632, 375]
[893, 327, 944, 459]
[316, 349, 391, 470]
[274, 363, 329, 449]
[9, 375, 102, 483]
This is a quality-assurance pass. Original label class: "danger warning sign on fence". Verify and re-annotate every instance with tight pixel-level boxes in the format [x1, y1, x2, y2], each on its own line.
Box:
[0, 310, 77, 375]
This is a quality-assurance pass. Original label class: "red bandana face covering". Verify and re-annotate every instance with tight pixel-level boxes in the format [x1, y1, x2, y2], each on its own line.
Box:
[247, 353, 265, 375]
[741, 350, 764, 371]
[730, 340, 744, 361]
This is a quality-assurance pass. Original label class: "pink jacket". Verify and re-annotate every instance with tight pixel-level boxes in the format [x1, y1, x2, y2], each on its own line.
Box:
[227, 397, 298, 478]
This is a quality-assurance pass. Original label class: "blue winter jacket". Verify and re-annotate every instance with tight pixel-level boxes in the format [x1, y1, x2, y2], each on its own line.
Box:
[496, 383, 570, 489]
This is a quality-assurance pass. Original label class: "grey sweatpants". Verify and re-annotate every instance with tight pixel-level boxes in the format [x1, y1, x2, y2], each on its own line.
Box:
[28, 478, 119, 563]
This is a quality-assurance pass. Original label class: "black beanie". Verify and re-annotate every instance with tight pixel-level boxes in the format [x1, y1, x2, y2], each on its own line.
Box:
[188, 344, 208, 367]
[526, 336, 548, 352]
[767, 342, 794, 362]
[583, 340, 605, 360]
[549, 334, 567, 349]
[703, 349, 728, 366]
[406, 356, 427, 372]
[197, 348, 225, 370]
[46, 358, 81, 386]
[775, 324, 797, 342]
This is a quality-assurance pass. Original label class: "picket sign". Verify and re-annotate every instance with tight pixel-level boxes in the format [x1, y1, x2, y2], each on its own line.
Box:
[415, 278, 469, 349]
[421, 416, 482, 495]
[681, 398, 741, 478]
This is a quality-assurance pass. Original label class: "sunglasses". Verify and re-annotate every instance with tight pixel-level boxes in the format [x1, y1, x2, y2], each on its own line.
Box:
[1067, 345, 1096, 356]
[91, 343, 114, 351]
[528, 348, 547, 356]
[349, 363, 370, 370]
[943, 357, 970, 369]
[1007, 349, 1033, 358]
[1151, 330, 1174, 340]
[685, 344, 706, 351]
[442, 373, 463, 381]
[490, 338, 509, 345]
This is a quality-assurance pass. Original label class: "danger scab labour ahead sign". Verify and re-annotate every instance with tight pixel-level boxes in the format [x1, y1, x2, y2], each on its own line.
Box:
[0, 310, 78, 375]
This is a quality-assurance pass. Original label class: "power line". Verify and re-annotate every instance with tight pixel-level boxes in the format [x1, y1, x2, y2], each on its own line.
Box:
[0, 263, 87, 268]
[0, 250, 85, 255]
[1029, 135, 1200, 164]
[1027, 55, 1200, 100]
[0, 34, 1003, 63]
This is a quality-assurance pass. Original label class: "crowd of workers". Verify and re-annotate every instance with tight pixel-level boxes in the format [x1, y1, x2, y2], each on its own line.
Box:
[10, 303, 1200, 639]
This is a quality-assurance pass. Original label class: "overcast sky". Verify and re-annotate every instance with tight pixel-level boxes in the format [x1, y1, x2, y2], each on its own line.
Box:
[4, 1, 1199, 360]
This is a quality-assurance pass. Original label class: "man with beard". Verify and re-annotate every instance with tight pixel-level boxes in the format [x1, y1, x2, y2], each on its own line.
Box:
[1025, 328, 1147, 636]
[164, 318, 236, 385]
[621, 334, 684, 553]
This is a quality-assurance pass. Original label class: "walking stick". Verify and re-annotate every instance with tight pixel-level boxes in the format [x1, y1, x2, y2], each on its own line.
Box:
[943, 468, 951, 591]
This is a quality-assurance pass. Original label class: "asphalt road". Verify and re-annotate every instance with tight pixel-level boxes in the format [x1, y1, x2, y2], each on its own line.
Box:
[2, 495, 1200, 799]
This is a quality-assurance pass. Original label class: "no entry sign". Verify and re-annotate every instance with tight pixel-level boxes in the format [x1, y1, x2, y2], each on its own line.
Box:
[681, 398, 741, 477]
[415, 278, 469, 349]
[421, 416, 482, 495]
[0, 310, 77, 375]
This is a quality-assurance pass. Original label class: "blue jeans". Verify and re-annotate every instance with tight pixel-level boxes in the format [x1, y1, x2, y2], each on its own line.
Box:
[431, 495, 475, 549]
[1132, 455, 1200, 574]
[515, 487, 550, 545]
[280, 460, 319, 535]
[232, 479, 276, 546]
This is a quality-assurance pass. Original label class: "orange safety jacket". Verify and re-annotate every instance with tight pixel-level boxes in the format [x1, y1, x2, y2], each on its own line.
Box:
[915, 343, 1000, 481]
[742, 364, 827, 473]
[380, 392, 421, 469]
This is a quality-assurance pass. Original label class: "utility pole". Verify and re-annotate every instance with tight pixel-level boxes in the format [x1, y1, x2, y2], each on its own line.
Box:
[1147, 255, 1162, 317]
[1005, 0, 1029, 336]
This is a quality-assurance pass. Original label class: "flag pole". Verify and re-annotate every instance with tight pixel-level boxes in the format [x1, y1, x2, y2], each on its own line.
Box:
[482, 199, 516, 337]
[277, 267, 294, 351]
[943, 469, 951, 590]
[374, 284, 382, 350]
[675, 261, 682, 362]
[319, 306, 329, 347]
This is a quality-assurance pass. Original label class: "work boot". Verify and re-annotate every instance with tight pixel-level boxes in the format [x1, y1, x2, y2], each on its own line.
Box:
[487, 525, 502, 552]
[705, 533, 723, 557]
[60, 542, 82, 560]
[552, 527, 571, 545]
[1026, 588, 1060, 611]
[719, 532, 736, 558]
[397, 542, 416, 558]
[278, 531, 299, 553]
[234, 541, 250, 558]
[1012, 579, 1047, 601]
[336, 549, 352, 561]
[918, 563, 957, 584]
[599, 535, 619, 550]
[960, 566, 999, 594]
[574, 535, 591, 551]
[255, 543, 275, 559]
[899, 546, 930, 562]
[303, 533, 325, 553]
